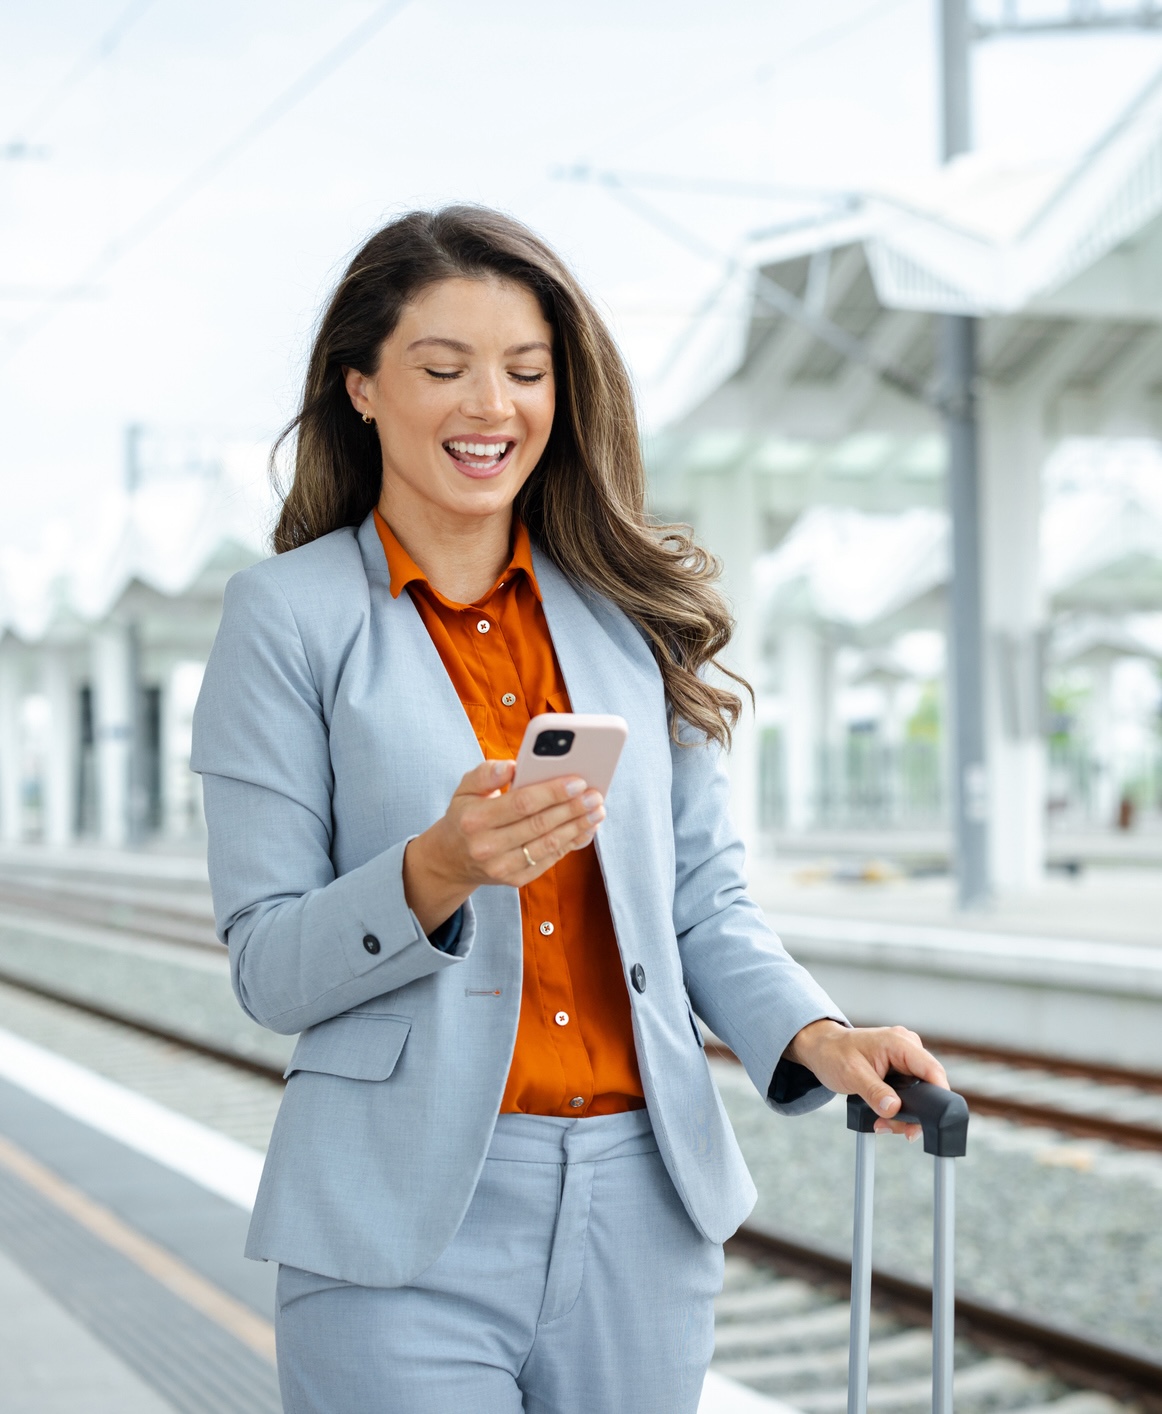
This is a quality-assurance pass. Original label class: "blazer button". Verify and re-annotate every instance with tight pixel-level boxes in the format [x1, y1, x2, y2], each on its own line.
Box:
[362, 934, 381, 955]
[630, 963, 646, 993]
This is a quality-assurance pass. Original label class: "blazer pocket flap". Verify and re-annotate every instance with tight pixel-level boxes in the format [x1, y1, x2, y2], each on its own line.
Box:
[284, 1014, 412, 1081]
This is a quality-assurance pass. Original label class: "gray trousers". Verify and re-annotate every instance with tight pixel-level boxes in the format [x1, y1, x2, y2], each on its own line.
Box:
[275, 1109, 724, 1413]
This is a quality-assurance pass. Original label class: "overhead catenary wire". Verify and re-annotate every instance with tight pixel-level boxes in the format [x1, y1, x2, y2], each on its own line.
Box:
[3, 0, 159, 157]
[1, 0, 415, 362]
[574, 0, 912, 164]
[553, 168, 864, 208]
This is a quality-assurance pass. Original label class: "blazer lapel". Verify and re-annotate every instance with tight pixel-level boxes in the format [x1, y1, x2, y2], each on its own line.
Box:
[534, 547, 673, 947]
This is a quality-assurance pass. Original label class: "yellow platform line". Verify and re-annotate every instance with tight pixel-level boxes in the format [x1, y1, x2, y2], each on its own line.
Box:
[0, 1132, 276, 1364]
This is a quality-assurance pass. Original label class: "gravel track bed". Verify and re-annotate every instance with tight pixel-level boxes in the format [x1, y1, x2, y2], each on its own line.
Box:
[712, 1060, 1162, 1362]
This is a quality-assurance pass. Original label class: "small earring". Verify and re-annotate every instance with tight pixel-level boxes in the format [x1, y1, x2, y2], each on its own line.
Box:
[362, 412, 374, 425]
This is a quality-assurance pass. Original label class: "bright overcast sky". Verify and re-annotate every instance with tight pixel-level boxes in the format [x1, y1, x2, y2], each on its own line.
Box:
[2, 0, 1161, 556]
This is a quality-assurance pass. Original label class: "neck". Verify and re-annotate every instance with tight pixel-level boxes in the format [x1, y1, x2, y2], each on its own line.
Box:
[377, 491, 513, 603]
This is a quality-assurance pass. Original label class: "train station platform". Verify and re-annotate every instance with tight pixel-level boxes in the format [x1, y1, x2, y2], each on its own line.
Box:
[0, 1022, 787, 1413]
[754, 844, 1162, 949]
[746, 852, 1162, 1073]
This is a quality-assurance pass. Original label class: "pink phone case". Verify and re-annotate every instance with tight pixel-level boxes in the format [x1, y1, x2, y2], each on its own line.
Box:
[511, 713, 628, 799]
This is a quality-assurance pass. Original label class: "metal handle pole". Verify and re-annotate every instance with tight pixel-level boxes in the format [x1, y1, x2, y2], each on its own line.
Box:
[847, 1129, 875, 1414]
[932, 1156, 956, 1414]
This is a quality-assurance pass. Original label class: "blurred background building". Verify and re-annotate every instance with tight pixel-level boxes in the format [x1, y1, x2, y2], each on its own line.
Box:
[0, 429, 266, 850]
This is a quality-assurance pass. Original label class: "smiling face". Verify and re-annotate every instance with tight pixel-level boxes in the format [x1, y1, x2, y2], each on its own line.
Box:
[345, 276, 556, 541]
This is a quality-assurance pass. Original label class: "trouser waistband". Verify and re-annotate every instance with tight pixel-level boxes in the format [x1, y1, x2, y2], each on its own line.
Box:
[487, 1108, 656, 1165]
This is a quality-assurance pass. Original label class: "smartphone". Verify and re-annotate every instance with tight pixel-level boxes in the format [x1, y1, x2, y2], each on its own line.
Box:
[511, 713, 628, 800]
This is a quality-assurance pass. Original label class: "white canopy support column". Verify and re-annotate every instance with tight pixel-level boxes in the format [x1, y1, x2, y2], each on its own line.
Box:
[980, 391, 1047, 891]
[1085, 652, 1118, 828]
[42, 649, 78, 848]
[0, 649, 23, 844]
[780, 623, 824, 833]
[161, 658, 206, 841]
[92, 622, 134, 848]
[692, 465, 762, 849]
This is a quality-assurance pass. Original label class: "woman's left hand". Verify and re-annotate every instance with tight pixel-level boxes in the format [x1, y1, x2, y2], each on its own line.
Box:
[783, 1020, 949, 1141]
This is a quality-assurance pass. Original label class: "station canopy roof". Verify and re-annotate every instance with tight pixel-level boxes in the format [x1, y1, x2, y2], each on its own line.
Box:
[0, 444, 271, 646]
[651, 68, 1162, 451]
[757, 439, 1162, 644]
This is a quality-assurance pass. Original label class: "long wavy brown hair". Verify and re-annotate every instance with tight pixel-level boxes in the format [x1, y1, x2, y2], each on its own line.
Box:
[272, 205, 747, 747]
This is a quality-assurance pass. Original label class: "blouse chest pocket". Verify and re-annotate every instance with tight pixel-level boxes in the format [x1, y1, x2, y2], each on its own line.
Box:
[284, 1013, 412, 1082]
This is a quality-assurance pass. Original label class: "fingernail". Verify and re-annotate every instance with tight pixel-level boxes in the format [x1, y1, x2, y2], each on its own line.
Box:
[907, 1132, 919, 1143]
[873, 1121, 888, 1135]
[878, 1096, 895, 1115]
[565, 779, 587, 797]
[491, 761, 509, 779]
[581, 790, 602, 809]
[587, 808, 604, 825]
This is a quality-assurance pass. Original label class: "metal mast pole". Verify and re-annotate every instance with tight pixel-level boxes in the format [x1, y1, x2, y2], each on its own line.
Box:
[940, 0, 990, 908]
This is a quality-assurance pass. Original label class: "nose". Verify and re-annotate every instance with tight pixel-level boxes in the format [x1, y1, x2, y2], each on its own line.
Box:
[463, 367, 514, 422]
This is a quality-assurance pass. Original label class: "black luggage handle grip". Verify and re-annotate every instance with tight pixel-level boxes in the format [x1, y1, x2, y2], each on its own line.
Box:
[847, 1071, 969, 1157]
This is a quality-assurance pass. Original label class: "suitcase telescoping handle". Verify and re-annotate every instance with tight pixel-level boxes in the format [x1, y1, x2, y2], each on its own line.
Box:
[846, 1074, 969, 1414]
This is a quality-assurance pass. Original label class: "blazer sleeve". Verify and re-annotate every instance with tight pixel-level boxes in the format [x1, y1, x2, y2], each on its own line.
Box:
[669, 722, 846, 1116]
[190, 566, 475, 1035]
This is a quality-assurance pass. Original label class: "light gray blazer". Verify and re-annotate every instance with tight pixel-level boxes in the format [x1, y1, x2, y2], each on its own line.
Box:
[191, 512, 842, 1288]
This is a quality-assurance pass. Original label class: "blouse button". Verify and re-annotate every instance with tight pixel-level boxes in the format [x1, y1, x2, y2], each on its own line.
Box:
[539, 921, 554, 936]
[554, 1011, 569, 1026]
[569, 1097, 585, 1108]
[501, 693, 517, 707]
[476, 619, 490, 634]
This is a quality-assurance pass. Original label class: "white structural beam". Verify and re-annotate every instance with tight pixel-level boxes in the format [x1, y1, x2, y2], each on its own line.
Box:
[92, 622, 134, 849]
[780, 624, 824, 832]
[980, 391, 1046, 891]
[41, 650, 78, 848]
[1091, 326, 1162, 433]
[977, 323, 1109, 891]
[1085, 652, 1118, 828]
[0, 650, 23, 845]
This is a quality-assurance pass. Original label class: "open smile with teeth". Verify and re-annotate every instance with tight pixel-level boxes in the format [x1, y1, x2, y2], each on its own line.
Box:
[444, 439, 514, 471]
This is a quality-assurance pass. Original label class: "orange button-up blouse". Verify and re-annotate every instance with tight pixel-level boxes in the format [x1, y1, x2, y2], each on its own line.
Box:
[373, 510, 644, 1117]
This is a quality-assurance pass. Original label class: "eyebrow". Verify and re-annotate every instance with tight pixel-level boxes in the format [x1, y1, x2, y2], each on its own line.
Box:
[405, 337, 552, 356]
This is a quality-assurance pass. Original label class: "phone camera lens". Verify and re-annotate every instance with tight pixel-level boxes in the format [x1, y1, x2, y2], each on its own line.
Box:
[533, 730, 575, 757]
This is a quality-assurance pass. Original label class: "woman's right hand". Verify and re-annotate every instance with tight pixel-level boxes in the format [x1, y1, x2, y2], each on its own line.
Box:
[401, 760, 605, 936]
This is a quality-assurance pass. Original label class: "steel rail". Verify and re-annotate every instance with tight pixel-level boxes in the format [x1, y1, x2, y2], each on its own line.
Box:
[0, 884, 220, 950]
[704, 1042, 1162, 1151]
[912, 1033, 1162, 1093]
[935, 1090, 1162, 1152]
[4, 893, 1161, 1149]
[728, 1225, 1162, 1411]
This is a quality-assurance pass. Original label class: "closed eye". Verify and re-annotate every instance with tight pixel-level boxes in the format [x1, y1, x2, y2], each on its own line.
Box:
[422, 368, 548, 384]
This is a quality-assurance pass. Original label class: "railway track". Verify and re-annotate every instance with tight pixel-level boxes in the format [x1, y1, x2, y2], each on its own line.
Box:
[0, 870, 219, 951]
[2, 857, 1161, 1145]
[720, 1231, 1161, 1413]
[0, 974, 1157, 1413]
[704, 1041, 1162, 1155]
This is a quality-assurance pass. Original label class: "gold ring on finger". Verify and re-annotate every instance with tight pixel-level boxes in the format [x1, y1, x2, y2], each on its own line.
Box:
[522, 846, 537, 869]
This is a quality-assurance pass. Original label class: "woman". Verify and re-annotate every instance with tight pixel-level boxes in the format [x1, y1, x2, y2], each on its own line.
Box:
[191, 205, 945, 1414]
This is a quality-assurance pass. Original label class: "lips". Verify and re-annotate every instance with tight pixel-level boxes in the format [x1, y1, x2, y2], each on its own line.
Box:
[443, 438, 515, 478]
